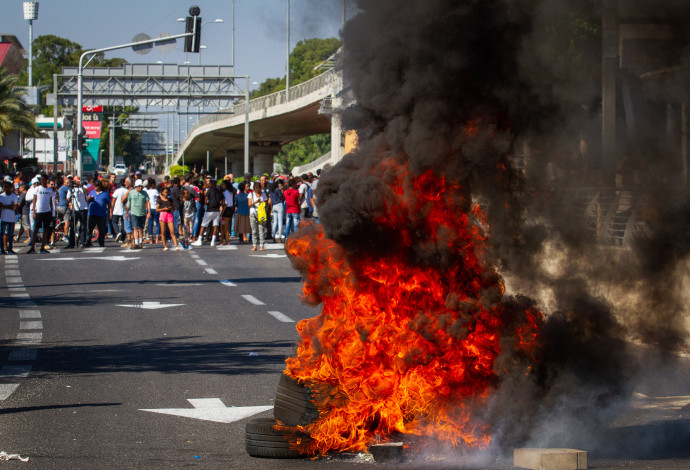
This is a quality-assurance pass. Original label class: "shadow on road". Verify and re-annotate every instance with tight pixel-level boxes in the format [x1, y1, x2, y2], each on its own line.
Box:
[14, 338, 294, 377]
[0, 402, 121, 415]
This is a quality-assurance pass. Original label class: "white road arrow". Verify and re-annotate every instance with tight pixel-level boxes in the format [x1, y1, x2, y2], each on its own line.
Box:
[116, 301, 184, 310]
[40, 256, 140, 261]
[140, 398, 273, 423]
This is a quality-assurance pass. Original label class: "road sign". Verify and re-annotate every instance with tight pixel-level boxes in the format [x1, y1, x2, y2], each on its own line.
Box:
[140, 398, 273, 424]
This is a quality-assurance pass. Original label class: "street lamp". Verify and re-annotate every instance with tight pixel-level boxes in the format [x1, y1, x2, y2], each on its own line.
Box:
[198, 45, 207, 65]
[23, 2, 39, 87]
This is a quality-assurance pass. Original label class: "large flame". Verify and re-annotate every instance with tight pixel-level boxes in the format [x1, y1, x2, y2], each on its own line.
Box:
[283, 160, 543, 455]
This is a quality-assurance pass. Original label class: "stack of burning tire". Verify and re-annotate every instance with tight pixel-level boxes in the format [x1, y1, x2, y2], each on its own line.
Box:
[245, 373, 318, 458]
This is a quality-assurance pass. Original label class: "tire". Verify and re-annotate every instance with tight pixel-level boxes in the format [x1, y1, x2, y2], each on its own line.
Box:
[245, 418, 302, 459]
[274, 374, 319, 426]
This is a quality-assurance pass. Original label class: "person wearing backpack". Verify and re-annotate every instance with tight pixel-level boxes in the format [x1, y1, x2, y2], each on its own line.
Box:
[248, 182, 268, 251]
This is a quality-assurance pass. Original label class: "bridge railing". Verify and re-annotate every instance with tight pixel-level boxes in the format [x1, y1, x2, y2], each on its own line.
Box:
[194, 70, 336, 129]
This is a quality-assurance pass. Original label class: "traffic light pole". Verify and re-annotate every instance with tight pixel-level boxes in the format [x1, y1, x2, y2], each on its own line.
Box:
[76, 31, 193, 177]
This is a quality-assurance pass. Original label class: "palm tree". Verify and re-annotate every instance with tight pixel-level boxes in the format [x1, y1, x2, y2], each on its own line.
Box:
[0, 67, 41, 145]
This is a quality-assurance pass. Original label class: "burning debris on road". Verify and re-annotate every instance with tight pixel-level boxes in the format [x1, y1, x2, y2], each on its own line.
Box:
[268, 0, 690, 463]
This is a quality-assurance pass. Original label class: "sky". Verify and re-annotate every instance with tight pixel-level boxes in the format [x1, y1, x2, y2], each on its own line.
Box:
[0, 0, 351, 87]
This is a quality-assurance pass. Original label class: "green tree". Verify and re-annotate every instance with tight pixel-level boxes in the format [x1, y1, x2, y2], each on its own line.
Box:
[99, 108, 142, 168]
[17, 35, 127, 90]
[275, 133, 331, 173]
[0, 68, 41, 145]
[251, 37, 340, 98]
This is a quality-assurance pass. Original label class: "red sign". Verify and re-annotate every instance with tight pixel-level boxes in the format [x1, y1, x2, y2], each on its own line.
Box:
[83, 121, 102, 139]
[82, 105, 103, 112]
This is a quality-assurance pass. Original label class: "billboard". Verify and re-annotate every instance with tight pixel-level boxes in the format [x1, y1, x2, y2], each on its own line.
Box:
[82, 106, 103, 173]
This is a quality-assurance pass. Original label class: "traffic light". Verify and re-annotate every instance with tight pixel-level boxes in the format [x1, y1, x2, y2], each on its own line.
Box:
[78, 133, 88, 151]
[184, 16, 202, 53]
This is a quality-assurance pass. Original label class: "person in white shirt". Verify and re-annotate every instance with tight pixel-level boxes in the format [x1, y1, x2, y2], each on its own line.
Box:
[28, 174, 54, 254]
[0, 180, 18, 254]
[25, 176, 39, 237]
[110, 177, 130, 243]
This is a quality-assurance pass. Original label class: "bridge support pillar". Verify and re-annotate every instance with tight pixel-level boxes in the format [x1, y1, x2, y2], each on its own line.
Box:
[253, 153, 275, 176]
[331, 112, 344, 163]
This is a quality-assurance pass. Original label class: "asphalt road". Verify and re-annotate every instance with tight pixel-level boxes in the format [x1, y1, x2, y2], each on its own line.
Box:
[1, 239, 689, 469]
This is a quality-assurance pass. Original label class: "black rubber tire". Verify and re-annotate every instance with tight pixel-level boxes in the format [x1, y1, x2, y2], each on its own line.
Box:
[246, 438, 292, 448]
[273, 374, 320, 426]
[245, 444, 301, 459]
[275, 391, 310, 411]
[246, 417, 282, 435]
[245, 418, 302, 459]
[278, 373, 309, 393]
[245, 432, 288, 443]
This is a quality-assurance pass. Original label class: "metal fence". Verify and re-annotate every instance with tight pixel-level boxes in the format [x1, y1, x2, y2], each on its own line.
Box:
[194, 70, 336, 129]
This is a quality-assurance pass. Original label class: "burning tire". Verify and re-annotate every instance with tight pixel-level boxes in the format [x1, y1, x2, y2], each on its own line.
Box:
[245, 418, 301, 459]
[274, 373, 319, 426]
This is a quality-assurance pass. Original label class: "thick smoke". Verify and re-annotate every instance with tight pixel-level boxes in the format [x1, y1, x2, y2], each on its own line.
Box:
[308, 0, 690, 457]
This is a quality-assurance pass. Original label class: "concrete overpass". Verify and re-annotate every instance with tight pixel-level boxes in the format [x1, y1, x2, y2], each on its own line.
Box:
[176, 69, 344, 176]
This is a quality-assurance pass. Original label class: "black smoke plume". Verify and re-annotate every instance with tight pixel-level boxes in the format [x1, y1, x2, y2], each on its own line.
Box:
[298, 0, 690, 457]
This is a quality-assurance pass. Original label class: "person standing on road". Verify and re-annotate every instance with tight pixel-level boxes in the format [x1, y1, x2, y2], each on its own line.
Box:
[66, 177, 88, 248]
[181, 188, 196, 250]
[269, 179, 285, 242]
[193, 178, 223, 247]
[170, 177, 182, 238]
[299, 174, 312, 219]
[86, 181, 111, 248]
[219, 180, 235, 245]
[110, 177, 129, 244]
[145, 177, 160, 244]
[0, 180, 18, 254]
[234, 182, 251, 244]
[25, 176, 39, 240]
[57, 175, 72, 244]
[14, 183, 30, 244]
[157, 186, 180, 251]
[123, 179, 150, 250]
[28, 174, 54, 254]
[284, 178, 301, 239]
[248, 181, 268, 251]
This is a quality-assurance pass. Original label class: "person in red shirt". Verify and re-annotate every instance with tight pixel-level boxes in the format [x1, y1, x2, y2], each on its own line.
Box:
[283, 178, 301, 239]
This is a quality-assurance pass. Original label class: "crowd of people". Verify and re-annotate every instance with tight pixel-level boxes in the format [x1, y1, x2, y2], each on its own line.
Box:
[0, 168, 324, 255]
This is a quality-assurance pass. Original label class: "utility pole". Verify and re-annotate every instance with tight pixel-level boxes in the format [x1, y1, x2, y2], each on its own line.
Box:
[286, 0, 290, 101]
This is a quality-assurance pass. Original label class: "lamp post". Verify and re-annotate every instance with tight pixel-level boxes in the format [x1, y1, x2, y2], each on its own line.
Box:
[286, 0, 290, 101]
[231, 0, 236, 67]
[23, 2, 38, 87]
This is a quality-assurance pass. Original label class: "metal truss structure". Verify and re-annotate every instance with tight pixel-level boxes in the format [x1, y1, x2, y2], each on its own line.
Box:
[57, 63, 246, 109]
[110, 114, 160, 131]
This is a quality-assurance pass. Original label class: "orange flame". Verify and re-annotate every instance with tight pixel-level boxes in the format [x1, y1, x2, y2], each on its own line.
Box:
[283, 162, 542, 455]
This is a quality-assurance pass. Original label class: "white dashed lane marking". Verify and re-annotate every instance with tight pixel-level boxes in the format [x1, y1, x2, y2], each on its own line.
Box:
[20, 321, 43, 330]
[219, 280, 237, 287]
[204, 268, 218, 275]
[15, 332, 42, 345]
[241, 295, 266, 306]
[19, 310, 41, 319]
[196, 259, 208, 266]
[267, 311, 295, 323]
[0, 384, 19, 400]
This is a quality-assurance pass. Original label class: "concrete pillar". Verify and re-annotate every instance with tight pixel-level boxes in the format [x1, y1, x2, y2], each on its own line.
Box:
[253, 152, 275, 176]
[602, 0, 618, 188]
[231, 160, 244, 177]
[331, 112, 343, 164]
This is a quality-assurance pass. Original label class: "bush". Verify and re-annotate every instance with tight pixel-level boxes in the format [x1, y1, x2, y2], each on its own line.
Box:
[169, 165, 189, 177]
